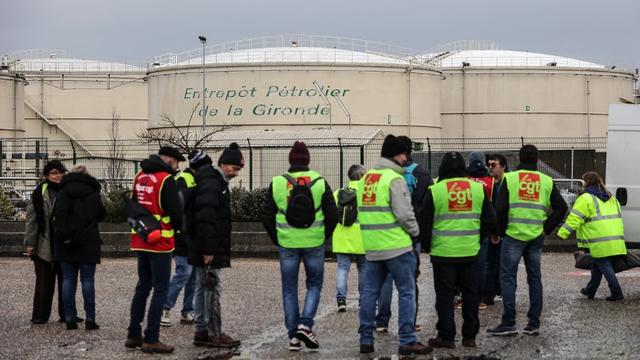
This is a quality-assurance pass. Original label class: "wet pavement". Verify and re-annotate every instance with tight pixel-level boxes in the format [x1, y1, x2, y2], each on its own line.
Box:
[0, 253, 638, 359]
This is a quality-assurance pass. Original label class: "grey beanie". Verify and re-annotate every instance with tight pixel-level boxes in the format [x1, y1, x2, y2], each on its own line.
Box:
[468, 151, 486, 166]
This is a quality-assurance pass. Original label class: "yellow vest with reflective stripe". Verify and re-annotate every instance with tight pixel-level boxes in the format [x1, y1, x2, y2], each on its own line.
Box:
[430, 178, 484, 257]
[357, 168, 412, 252]
[332, 180, 365, 255]
[557, 193, 626, 258]
[272, 171, 326, 248]
[505, 170, 553, 241]
[175, 171, 196, 188]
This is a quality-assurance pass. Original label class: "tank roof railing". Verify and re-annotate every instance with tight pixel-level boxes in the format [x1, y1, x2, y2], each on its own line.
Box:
[6, 48, 73, 61]
[149, 34, 422, 68]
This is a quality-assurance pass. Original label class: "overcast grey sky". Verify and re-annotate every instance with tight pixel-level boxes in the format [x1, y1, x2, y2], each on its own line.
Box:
[1, 0, 638, 68]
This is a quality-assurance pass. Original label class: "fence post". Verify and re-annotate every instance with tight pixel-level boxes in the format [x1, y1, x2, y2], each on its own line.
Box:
[35, 140, 40, 177]
[570, 147, 575, 191]
[520, 136, 525, 147]
[0, 140, 3, 177]
[70, 140, 77, 165]
[360, 145, 365, 166]
[427, 137, 432, 174]
[247, 138, 253, 191]
[338, 138, 344, 189]
[134, 160, 139, 174]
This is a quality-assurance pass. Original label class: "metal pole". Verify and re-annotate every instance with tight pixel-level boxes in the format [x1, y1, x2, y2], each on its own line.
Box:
[201, 41, 206, 131]
[247, 138, 253, 191]
[70, 140, 77, 165]
[427, 137, 432, 174]
[0, 140, 3, 177]
[360, 145, 365, 166]
[570, 147, 575, 191]
[338, 138, 344, 189]
[35, 140, 40, 177]
[134, 160, 139, 174]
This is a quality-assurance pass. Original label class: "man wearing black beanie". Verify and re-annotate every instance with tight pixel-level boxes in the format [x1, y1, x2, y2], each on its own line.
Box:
[418, 152, 496, 349]
[358, 135, 429, 356]
[189, 143, 243, 348]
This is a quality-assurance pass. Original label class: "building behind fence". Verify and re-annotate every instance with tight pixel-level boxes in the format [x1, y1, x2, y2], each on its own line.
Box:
[0, 131, 607, 203]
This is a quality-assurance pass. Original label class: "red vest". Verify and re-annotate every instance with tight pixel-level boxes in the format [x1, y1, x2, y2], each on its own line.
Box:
[130, 171, 175, 253]
[468, 175, 495, 200]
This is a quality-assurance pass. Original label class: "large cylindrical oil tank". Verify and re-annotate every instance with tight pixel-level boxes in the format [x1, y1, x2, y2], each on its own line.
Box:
[148, 38, 443, 138]
[0, 71, 26, 138]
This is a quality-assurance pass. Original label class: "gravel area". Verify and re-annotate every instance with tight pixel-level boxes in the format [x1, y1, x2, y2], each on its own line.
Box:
[1, 253, 640, 359]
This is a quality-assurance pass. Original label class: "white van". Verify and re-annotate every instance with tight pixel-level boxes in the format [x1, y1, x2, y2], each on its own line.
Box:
[606, 104, 640, 245]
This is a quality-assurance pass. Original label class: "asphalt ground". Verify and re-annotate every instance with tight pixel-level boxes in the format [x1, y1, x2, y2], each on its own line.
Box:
[1, 253, 639, 359]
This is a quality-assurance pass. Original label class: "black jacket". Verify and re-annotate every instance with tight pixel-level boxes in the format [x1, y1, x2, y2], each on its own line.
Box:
[495, 163, 568, 237]
[406, 158, 434, 210]
[188, 165, 231, 268]
[174, 168, 196, 257]
[262, 165, 339, 246]
[138, 155, 183, 234]
[53, 173, 106, 264]
[419, 168, 497, 263]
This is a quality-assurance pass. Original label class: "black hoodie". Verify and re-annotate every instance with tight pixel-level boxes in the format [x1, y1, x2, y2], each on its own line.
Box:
[138, 155, 183, 234]
[419, 153, 497, 263]
[53, 172, 107, 264]
[188, 165, 231, 268]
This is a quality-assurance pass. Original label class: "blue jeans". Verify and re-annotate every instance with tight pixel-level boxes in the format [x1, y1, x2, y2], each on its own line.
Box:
[500, 235, 543, 328]
[193, 267, 222, 336]
[359, 251, 417, 346]
[60, 262, 96, 322]
[336, 254, 367, 301]
[585, 257, 623, 296]
[163, 255, 196, 315]
[128, 252, 171, 343]
[279, 245, 325, 339]
[477, 238, 489, 297]
[376, 274, 393, 327]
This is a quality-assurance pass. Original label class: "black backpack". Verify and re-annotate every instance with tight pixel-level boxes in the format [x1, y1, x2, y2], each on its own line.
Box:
[337, 187, 358, 227]
[282, 174, 323, 228]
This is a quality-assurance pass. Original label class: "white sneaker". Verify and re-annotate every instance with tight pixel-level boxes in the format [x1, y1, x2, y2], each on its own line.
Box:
[180, 312, 194, 324]
[160, 310, 172, 327]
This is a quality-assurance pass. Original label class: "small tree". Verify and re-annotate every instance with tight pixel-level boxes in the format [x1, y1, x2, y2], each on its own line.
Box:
[103, 108, 127, 192]
[138, 102, 231, 154]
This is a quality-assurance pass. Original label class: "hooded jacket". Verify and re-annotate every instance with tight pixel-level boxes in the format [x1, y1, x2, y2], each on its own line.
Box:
[419, 157, 497, 262]
[495, 162, 568, 237]
[364, 157, 420, 262]
[136, 155, 183, 234]
[53, 173, 106, 264]
[188, 165, 232, 268]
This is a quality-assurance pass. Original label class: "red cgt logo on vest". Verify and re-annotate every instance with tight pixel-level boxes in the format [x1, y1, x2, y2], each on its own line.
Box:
[362, 173, 382, 206]
[518, 173, 541, 202]
[447, 181, 473, 211]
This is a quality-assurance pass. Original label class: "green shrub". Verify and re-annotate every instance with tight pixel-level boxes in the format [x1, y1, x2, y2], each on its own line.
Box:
[0, 190, 15, 220]
[102, 189, 127, 223]
[230, 187, 267, 222]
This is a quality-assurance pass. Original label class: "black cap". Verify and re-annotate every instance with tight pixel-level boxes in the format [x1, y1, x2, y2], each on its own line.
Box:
[158, 146, 186, 162]
[43, 160, 67, 176]
[218, 142, 244, 168]
[381, 135, 408, 159]
[188, 149, 212, 171]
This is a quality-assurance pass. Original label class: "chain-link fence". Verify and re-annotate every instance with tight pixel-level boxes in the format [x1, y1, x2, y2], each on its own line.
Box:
[0, 136, 607, 202]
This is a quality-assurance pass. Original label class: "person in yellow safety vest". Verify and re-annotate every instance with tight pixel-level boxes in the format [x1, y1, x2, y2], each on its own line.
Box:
[557, 171, 626, 301]
[358, 135, 432, 356]
[487, 144, 567, 338]
[333, 164, 367, 313]
[262, 141, 339, 352]
[418, 152, 497, 349]
[161, 150, 200, 327]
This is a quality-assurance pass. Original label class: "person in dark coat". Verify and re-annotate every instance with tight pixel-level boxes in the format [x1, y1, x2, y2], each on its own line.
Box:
[189, 144, 243, 348]
[24, 159, 72, 324]
[53, 165, 106, 330]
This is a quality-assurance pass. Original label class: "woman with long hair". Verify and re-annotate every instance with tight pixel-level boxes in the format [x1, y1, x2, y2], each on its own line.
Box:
[557, 171, 626, 301]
